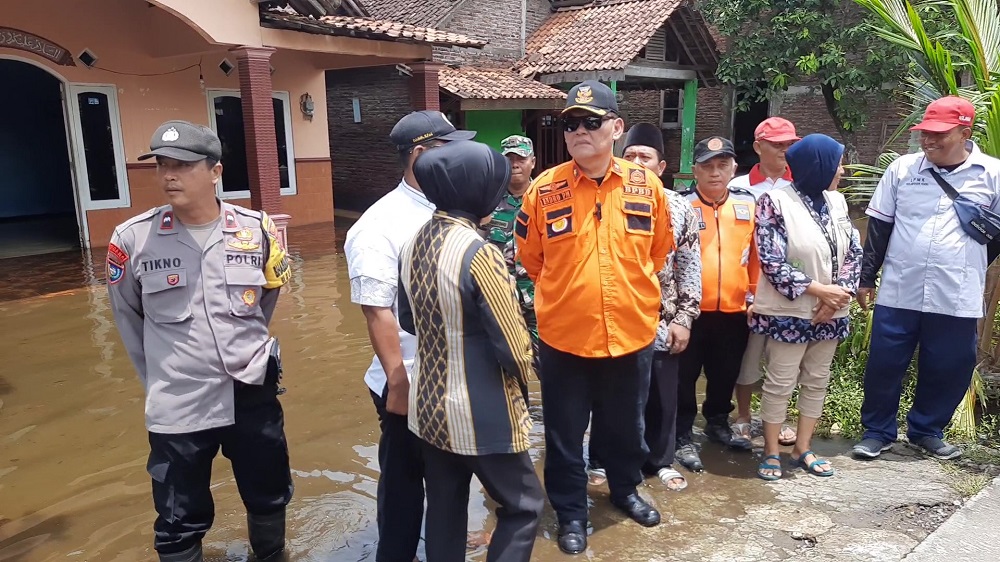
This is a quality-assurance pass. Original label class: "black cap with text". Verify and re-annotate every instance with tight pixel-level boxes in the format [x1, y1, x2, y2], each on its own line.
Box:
[390, 110, 476, 151]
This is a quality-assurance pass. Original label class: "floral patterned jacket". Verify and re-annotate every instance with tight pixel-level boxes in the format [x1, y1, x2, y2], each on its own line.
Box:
[750, 190, 862, 343]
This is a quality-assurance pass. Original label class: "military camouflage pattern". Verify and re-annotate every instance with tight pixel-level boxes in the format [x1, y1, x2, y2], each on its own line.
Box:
[485, 192, 537, 336]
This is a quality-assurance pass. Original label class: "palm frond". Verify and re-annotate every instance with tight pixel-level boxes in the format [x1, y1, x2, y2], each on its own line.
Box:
[953, 0, 1000, 89]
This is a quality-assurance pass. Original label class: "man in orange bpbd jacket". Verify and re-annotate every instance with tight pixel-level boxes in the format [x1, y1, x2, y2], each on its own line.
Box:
[673, 136, 760, 473]
[515, 80, 673, 556]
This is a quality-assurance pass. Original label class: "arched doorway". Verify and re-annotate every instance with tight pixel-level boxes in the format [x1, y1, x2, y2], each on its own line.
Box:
[0, 58, 80, 257]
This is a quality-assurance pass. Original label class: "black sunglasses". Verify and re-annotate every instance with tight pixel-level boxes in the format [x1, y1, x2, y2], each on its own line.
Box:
[561, 115, 612, 133]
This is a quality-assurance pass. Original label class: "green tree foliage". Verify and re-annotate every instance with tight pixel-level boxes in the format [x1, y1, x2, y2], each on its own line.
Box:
[697, 0, 910, 162]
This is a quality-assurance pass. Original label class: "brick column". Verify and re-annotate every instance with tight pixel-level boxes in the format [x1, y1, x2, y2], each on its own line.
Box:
[231, 46, 282, 215]
[409, 61, 443, 111]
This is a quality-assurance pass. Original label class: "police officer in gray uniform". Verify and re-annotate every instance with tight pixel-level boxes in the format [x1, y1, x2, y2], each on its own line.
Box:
[107, 121, 293, 562]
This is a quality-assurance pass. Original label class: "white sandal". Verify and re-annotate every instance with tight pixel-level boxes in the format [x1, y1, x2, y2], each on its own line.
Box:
[657, 467, 687, 491]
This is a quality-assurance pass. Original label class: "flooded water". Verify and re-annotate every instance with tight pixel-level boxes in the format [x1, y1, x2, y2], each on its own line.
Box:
[0, 221, 778, 562]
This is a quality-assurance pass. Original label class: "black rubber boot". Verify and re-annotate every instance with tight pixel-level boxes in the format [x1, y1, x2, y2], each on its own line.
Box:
[158, 543, 203, 562]
[248, 509, 286, 561]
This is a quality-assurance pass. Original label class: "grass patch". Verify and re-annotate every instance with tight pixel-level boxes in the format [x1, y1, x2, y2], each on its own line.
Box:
[943, 464, 993, 498]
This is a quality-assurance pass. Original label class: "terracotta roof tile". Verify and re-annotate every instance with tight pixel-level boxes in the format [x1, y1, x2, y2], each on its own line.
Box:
[519, 0, 697, 75]
[260, 11, 486, 48]
[362, 0, 458, 28]
[439, 66, 568, 100]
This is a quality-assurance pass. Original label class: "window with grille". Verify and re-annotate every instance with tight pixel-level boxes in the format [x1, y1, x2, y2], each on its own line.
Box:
[661, 89, 683, 129]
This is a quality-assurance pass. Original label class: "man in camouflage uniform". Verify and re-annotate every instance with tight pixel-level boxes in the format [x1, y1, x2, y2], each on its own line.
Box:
[484, 135, 539, 373]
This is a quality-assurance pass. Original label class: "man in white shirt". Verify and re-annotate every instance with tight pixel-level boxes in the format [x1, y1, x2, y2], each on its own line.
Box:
[728, 117, 800, 446]
[855, 96, 1000, 461]
[343, 110, 474, 561]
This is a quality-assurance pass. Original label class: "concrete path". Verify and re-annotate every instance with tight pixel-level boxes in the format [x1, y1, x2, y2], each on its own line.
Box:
[904, 475, 1000, 561]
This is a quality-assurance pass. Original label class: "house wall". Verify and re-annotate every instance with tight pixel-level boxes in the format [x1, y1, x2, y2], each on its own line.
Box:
[433, 0, 552, 65]
[2, 0, 337, 246]
[465, 110, 525, 152]
[326, 65, 413, 211]
[326, 0, 554, 210]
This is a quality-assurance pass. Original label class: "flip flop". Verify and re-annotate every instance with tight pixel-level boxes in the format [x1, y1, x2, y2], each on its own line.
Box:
[656, 467, 688, 491]
[757, 454, 783, 481]
[795, 450, 835, 477]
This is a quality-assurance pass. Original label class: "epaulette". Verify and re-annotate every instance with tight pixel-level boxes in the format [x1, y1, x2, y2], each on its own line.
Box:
[233, 206, 263, 221]
[675, 187, 696, 197]
[729, 187, 757, 202]
[115, 205, 166, 233]
[532, 167, 557, 186]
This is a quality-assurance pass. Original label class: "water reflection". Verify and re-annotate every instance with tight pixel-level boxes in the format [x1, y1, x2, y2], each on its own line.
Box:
[0, 220, 776, 562]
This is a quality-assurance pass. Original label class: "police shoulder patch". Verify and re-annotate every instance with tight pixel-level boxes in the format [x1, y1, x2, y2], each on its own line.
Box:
[107, 242, 129, 285]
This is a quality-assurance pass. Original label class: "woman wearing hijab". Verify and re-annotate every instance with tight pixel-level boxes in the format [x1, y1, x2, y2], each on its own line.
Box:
[750, 134, 861, 480]
[397, 140, 543, 561]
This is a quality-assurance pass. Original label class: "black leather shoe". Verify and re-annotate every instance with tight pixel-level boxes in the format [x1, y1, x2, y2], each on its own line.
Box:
[675, 442, 704, 472]
[557, 520, 587, 555]
[705, 419, 752, 450]
[610, 494, 660, 527]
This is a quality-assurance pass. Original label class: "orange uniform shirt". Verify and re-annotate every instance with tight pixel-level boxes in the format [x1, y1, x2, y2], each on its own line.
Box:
[515, 158, 673, 358]
[682, 187, 760, 313]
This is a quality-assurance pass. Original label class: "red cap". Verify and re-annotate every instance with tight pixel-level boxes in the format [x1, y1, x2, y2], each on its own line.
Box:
[754, 117, 800, 143]
[911, 96, 975, 132]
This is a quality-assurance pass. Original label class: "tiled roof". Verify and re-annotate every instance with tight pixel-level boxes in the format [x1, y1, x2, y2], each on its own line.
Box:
[260, 11, 487, 48]
[439, 66, 567, 100]
[518, 0, 715, 76]
[361, 0, 458, 28]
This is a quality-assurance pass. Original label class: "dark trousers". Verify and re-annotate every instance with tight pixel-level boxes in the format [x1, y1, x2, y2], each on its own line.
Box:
[589, 350, 679, 473]
[677, 311, 750, 439]
[147, 383, 293, 554]
[644, 351, 680, 472]
[861, 305, 978, 443]
[540, 340, 652, 524]
[370, 386, 425, 562]
[421, 442, 543, 562]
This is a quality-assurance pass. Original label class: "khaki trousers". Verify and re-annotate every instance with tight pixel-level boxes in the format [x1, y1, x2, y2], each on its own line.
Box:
[737, 333, 768, 385]
[760, 339, 838, 424]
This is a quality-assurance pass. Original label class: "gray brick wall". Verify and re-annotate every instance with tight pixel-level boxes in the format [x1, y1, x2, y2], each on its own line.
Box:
[326, 65, 413, 211]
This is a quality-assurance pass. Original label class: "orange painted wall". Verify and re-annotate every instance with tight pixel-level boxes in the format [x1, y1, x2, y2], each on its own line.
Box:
[86, 159, 333, 247]
[2, 0, 336, 247]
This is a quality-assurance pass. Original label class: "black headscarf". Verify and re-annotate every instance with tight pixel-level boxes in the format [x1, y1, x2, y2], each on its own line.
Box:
[785, 133, 845, 213]
[413, 140, 511, 222]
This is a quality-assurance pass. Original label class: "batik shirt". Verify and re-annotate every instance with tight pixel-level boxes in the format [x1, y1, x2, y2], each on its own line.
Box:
[399, 212, 534, 456]
[750, 192, 862, 343]
[654, 189, 702, 351]
[485, 191, 537, 335]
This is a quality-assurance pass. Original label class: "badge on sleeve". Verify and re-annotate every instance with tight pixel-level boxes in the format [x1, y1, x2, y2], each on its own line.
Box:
[263, 227, 291, 289]
[242, 289, 257, 306]
[629, 168, 645, 185]
[107, 242, 129, 285]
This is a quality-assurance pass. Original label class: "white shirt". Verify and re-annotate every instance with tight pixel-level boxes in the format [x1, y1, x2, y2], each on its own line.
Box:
[343, 180, 434, 394]
[866, 142, 1000, 318]
[728, 165, 794, 200]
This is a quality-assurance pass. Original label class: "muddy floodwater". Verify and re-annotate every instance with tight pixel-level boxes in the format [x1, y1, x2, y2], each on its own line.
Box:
[0, 221, 781, 562]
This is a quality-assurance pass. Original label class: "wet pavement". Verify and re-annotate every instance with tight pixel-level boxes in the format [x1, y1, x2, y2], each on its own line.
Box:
[0, 221, 964, 561]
